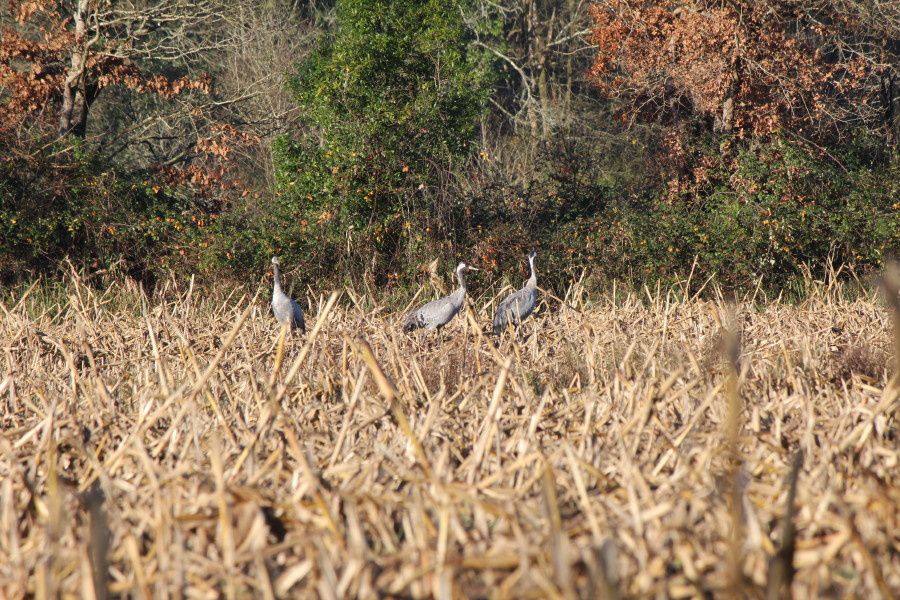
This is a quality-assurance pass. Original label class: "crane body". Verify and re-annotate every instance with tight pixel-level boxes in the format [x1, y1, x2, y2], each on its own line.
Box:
[271, 257, 306, 332]
[404, 262, 476, 332]
[493, 251, 538, 335]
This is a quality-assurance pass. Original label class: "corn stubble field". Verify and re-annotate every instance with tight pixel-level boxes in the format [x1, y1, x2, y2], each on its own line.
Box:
[0, 272, 898, 599]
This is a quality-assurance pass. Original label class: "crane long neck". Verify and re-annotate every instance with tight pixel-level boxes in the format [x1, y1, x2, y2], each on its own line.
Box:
[273, 263, 283, 294]
[527, 256, 537, 287]
[456, 268, 467, 292]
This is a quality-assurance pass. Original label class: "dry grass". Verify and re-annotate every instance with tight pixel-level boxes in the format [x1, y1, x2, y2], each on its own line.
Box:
[0, 272, 898, 599]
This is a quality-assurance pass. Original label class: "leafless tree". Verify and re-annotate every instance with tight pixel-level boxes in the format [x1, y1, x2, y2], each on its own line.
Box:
[465, 0, 596, 140]
[18, 0, 325, 185]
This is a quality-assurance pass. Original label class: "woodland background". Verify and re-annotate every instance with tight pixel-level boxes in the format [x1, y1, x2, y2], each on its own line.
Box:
[2, 0, 899, 295]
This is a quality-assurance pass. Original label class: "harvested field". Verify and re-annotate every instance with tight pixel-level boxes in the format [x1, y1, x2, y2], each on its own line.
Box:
[0, 274, 898, 599]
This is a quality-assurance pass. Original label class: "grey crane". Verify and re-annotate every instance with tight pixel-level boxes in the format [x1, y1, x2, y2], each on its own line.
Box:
[271, 256, 306, 332]
[492, 251, 538, 335]
[403, 262, 477, 332]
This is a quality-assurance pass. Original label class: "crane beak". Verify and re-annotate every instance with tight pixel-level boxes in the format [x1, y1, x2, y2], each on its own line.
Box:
[466, 265, 479, 271]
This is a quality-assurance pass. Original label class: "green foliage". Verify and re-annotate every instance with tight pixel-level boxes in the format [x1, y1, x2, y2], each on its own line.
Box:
[272, 0, 494, 282]
[454, 134, 897, 295]
[0, 145, 195, 285]
[582, 137, 900, 291]
[457, 136, 628, 291]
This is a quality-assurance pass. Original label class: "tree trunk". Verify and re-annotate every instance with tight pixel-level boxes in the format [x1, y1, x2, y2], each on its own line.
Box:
[884, 72, 899, 158]
[716, 50, 741, 133]
[529, 0, 555, 140]
[523, 0, 540, 138]
[716, 96, 734, 133]
[564, 0, 576, 134]
[537, 62, 551, 139]
[58, 0, 94, 138]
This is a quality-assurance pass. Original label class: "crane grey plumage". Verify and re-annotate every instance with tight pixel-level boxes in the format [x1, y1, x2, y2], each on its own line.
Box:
[492, 251, 538, 335]
[403, 262, 476, 332]
[271, 256, 305, 332]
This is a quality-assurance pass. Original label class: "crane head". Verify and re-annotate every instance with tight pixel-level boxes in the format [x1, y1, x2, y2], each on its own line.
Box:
[457, 262, 478, 273]
[271, 256, 280, 267]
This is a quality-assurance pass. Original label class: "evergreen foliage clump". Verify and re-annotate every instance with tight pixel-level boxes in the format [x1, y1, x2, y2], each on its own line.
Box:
[273, 0, 494, 283]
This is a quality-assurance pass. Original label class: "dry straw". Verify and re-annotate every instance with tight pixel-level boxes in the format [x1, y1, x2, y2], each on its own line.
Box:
[0, 268, 897, 598]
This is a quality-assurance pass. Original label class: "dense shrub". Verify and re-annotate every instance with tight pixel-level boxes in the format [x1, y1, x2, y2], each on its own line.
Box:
[448, 132, 897, 295]
[272, 0, 494, 284]
[454, 134, 629, 290]
[561, 137, 899, 291]
[0, 145, 196, 286]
